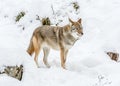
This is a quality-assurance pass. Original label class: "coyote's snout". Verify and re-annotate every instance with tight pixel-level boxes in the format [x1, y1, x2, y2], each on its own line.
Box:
[27, 18, 83, 69]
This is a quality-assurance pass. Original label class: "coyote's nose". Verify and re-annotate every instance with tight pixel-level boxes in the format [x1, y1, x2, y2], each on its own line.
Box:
[81, 32, 83, 35]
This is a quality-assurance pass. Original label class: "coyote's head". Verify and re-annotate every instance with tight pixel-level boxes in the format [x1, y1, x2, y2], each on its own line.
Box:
[68, 18, 83, 39]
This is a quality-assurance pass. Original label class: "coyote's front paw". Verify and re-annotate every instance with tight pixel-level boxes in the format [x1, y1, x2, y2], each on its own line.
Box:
[61, 64, 66, 69]
[46, 64, 50, 68]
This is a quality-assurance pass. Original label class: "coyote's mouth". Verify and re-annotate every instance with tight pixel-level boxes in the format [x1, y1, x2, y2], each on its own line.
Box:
[76, 33, 83, 40]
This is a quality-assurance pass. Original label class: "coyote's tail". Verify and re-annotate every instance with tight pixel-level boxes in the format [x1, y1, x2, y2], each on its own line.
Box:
[27, 36, 34, 56]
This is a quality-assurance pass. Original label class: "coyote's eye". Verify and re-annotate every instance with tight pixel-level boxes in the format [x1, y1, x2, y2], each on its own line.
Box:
[72, 28, 76, 30]
[71, 26, 76, 31]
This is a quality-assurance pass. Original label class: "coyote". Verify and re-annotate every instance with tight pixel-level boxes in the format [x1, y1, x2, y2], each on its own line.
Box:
[27, 18, 83, 69]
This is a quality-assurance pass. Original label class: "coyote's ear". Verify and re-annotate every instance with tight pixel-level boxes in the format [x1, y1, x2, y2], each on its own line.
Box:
[78, 18, 82, 24]
[69, 18, 74, 24]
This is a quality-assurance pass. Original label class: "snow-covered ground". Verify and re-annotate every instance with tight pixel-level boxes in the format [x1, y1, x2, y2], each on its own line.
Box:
[0, 0, 120, 86]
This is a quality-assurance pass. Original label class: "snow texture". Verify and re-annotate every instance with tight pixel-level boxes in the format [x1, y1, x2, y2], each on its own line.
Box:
[0, 0, 120, 86]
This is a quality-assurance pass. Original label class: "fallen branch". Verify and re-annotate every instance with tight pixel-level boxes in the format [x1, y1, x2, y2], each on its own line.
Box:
[106, 52, 119, 61]
[0, 65, 23, 81]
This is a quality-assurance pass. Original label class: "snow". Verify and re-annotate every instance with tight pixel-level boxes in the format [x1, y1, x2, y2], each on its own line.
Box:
[0, 0, 120, 86]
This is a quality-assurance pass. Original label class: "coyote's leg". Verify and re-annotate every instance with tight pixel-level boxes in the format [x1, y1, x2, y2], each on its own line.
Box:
[33, 36, 41, 68]
[60, 48, 66, 69]
[43, 47, 50, 68]
[64, 50, 68, 63]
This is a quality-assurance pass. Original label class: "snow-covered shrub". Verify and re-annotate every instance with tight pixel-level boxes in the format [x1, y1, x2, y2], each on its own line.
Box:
[41, 17, 51, 25]
[15, 11, 25, 22]
[71, 2, 80, 11]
